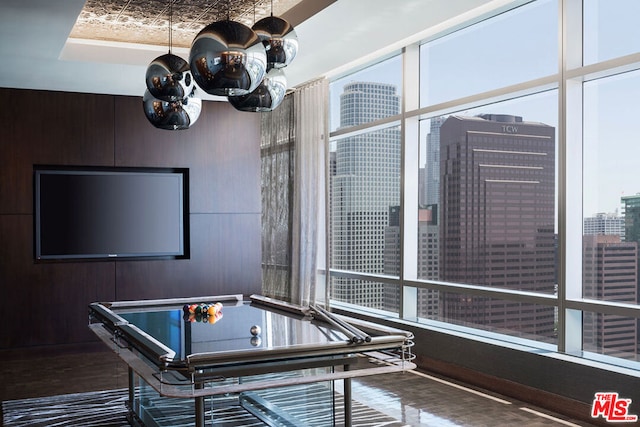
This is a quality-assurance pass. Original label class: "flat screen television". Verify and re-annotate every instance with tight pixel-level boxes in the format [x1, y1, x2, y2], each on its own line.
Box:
[34, 166, 189, 261]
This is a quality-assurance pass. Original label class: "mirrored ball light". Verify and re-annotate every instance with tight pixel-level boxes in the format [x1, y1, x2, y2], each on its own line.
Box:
[228, 68, 287, 112]
[142, 89, 202, 130]
[189, 20, 267, 96]
[145, 53, 195, 102]
[252, 16, 298, 69]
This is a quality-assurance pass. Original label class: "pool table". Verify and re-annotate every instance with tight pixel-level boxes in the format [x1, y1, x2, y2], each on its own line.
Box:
[88, 294, 415, 427]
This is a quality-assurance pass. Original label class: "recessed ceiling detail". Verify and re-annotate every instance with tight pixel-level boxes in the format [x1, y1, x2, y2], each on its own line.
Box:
[69, 0, 303, 48]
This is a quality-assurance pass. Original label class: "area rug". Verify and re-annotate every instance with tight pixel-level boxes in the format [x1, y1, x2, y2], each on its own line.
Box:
[2, 388, 409, 427]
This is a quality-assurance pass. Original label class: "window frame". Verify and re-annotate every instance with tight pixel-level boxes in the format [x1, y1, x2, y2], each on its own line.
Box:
[326, 0, 640, 371]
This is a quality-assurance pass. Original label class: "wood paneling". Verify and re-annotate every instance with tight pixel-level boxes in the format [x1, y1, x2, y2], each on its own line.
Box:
[113, 97, 261, 214]
[0, 88, 262, 350]
[115, 214, 261, 300]
[0, 215, 116, 347]
[1, 89, 115, 214]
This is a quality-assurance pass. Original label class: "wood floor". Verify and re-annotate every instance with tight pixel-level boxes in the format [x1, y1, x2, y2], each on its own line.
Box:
[0, 343, 129, 402]
[0, 344, 599, 426]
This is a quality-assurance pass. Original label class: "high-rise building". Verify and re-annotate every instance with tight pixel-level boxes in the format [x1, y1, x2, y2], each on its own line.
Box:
[382, 205, 440, 316]
[416, 117, 445, 318]
[621, 194, 640, 357]
[583, 235, 638, 358]
[439, 114, 556, 338]
[417, 207, 440, 318]
[330, 82, 401, 309]
[422, 116, 446, 208]
[584, 212, 625, 237]
[384, 206, 402, 310]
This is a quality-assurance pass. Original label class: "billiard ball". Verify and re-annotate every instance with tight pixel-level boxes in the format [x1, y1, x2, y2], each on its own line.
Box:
[207, 302, 223, 316]
[250, 325, 261, 336]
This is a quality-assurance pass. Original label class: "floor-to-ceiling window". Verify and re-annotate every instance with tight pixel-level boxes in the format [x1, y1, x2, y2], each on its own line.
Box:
[327, 0, 640, 370]
[580, 0, 640, 362]
[329, 57, 403, 311]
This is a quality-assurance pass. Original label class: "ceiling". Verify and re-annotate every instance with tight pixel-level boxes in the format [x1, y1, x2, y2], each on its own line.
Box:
[70, 0, 307, 49]
[0, 0, 502, 101]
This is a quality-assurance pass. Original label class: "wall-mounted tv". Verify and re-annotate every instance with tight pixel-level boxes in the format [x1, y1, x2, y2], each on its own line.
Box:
[34, 166, 189, 261]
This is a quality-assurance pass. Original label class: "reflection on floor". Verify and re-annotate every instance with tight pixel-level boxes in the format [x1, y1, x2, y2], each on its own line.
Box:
[0, 347, 597, 426]
[345, 369, 597, 427]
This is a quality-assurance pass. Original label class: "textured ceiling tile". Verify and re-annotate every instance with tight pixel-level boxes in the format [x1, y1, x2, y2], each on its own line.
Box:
[70, 0, 302, 48]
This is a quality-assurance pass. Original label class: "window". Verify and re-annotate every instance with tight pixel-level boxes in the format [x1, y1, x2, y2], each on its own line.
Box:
[583, 0, 640, 65]
[581, 70, 640, 361]
[329, 56, 402, 132]
[327, 0, 640, 369]
[419, 0, 557, 107]
[330, 125, 402, 310]
[418, 91, 558, 301]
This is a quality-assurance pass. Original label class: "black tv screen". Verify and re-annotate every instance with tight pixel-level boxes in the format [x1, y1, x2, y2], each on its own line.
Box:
[34, 166, 189, 261]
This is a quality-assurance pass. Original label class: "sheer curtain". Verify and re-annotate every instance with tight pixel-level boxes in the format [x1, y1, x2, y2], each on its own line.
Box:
[292, 78, 328, 307]
[261, 94, 295, 302]
[261, 78, 328, 307]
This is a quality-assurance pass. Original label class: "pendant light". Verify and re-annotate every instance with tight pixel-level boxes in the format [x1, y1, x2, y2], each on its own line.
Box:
[143, 89, 202, 130]
[251, 0, 298, 69]
[228, 67, 287, 112]
[145, 1, 195, 102]
[189, 1, 267, 96]
[228, 2, 290, 112]
[143, 0, 201, 130]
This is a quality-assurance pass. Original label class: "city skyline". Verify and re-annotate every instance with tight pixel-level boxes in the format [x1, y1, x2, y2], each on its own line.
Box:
[329, 0, 640, 217]
[327, 0, 640, 360]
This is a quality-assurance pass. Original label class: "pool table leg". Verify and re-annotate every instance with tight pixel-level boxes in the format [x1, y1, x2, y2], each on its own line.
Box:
[195, 382, 204, 427]
[344, 365, 352, 427]
[128, 367, 135, 407]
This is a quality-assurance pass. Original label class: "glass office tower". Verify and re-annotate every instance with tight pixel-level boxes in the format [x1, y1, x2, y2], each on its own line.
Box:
[330, 82, 401, 308]
[439, 114, 557, 338]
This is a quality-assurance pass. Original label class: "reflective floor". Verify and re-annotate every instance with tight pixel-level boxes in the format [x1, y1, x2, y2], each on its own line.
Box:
[0, 347, 598, 426]
[343, 369, 597, 427]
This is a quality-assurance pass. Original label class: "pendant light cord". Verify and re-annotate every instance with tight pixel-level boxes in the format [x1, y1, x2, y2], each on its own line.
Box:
[168, 0, 173, 54]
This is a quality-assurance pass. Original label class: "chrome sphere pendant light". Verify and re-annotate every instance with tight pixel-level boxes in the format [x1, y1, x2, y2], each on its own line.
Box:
[189, 1, 267, 96]
[145, 1, 195, 102]
[145, 54, 194, 102]
[228, 67, 287, 112]
[251, 0, 298, 69]
[143, 89, 202, 130]
[143, 0, 201, 130]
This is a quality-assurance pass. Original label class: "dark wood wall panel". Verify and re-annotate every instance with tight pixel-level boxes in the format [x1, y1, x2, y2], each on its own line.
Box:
[0, 215, 116, 347]
[115, 213, 261, 301]
[0, 88, 115, 214]
[113, 97, 261, 214]
[0, 88, 262, 351]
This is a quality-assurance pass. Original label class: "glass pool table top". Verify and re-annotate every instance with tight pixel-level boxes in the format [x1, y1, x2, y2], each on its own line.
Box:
[88, 294, 414, 371]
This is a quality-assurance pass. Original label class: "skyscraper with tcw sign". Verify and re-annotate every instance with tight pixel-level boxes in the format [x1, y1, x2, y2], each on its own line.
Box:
[439, 114, 556, 339]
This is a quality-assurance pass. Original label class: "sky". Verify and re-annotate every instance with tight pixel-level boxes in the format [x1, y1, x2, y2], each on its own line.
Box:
[328, 0, 640, 218]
